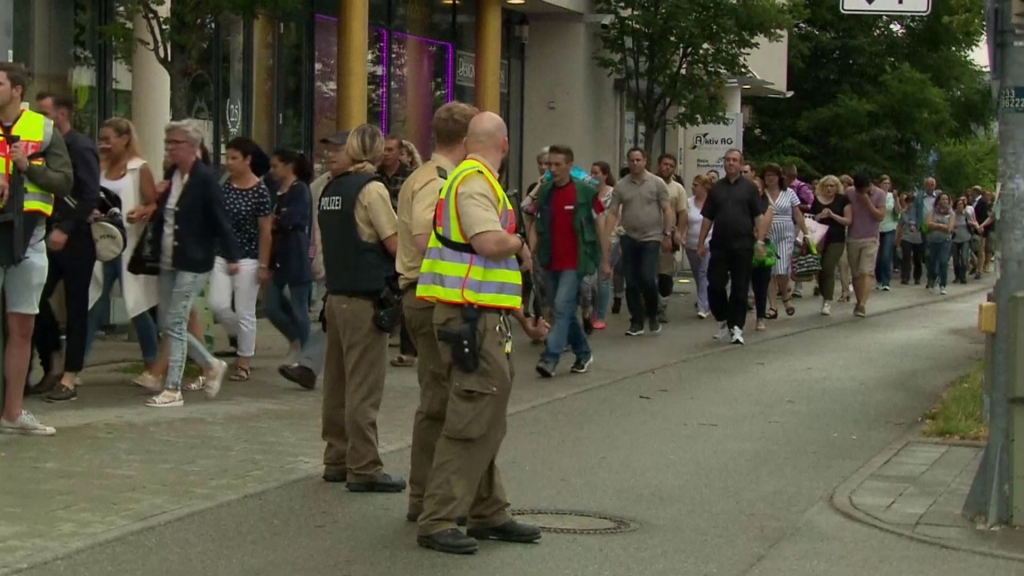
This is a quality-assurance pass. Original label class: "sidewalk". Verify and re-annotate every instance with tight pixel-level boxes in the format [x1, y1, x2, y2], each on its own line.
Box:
[0, 279, 993, 574]
[833, 436, 1024, 560]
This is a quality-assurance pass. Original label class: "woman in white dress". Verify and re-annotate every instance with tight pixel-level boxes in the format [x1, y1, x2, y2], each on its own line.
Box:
[86, 118, 161, 381]
[761, 163, 809, 318]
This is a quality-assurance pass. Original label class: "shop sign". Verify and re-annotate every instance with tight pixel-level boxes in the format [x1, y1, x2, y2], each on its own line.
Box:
[455, 51, 509, 94]
[680, 113, 743, 187]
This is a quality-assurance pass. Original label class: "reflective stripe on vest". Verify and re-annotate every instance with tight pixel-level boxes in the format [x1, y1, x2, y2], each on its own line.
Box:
[0, 110, 55, 217]
[416, 159, 522, 310]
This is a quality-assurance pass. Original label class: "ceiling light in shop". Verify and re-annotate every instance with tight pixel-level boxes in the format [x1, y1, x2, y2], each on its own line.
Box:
[506, 0, 526, 4]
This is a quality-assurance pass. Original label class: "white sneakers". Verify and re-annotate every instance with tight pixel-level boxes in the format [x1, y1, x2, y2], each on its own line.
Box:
[821, 301, 832, 316]
[0, 410, 56, 436]
[730, 326, 745, 345]
[714, 322, 745, 345]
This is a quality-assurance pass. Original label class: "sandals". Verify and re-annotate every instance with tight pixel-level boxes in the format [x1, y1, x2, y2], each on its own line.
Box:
[390, 355, 416, 367]
[783, 299, 796, 316]
[756, 320, 767, 332]
[146, 390, 183, 408]
[229, 366, 251, 381]
[183, 377, 206, 392]
[838, 293, 851, 303]
[765, 308, 779, 320]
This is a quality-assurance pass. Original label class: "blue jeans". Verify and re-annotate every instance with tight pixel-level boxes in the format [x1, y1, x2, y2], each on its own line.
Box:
[952, 241, 970, 283]
[85, 258, 160, 364]
[685, 248, 710, 313]
[926, 240, 952, 287]
[159, 270, 217, 391]
[265, 280, 312, 347]
[619, 236, 661, 326]
[875, 230, 895, 287]
[542, 269, 591, 366]
[595, 242, 621, 321]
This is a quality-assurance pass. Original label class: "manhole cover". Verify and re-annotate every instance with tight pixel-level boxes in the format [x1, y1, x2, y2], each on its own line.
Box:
[510, 509, 640, 535]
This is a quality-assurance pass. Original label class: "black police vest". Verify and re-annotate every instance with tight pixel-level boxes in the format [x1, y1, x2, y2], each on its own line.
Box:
[318, 172, 394, 295]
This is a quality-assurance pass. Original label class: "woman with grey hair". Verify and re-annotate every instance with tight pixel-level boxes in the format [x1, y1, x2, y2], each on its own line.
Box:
[144, 120, 241, 408]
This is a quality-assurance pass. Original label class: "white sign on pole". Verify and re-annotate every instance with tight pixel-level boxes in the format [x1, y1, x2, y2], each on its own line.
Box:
[680, 114, 742, 188]
[840, 0, 931, 15]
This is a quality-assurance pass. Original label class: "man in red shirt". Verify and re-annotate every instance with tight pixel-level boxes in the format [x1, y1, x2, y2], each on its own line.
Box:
[528, 145, 611, 377]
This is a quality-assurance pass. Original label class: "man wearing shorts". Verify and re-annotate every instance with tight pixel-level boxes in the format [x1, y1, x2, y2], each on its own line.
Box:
[0, 63, 74, 436]
[845, 173, 886, 318]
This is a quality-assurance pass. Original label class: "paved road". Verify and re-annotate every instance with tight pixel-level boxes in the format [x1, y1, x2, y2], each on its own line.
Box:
[11, 290, 1021, 576]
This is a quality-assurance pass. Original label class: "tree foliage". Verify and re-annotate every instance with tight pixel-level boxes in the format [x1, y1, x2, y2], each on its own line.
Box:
[935, 136, 997, 196]
[593, 0, 793, 154]
[107, 0, 303, 120]
[744, 0, 992, 189]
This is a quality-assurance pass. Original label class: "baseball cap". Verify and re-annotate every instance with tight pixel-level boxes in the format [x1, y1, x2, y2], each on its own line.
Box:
[320, 131, 350, 145]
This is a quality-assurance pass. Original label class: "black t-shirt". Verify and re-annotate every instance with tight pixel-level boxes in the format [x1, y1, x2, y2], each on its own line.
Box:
[809, 195, 850, 245]
[701, 176, 764, 250]
[974, 200, 993, 235]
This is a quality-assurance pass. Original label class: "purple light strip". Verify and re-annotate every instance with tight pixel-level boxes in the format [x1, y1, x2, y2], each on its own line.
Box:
[315, 14, 456, 127]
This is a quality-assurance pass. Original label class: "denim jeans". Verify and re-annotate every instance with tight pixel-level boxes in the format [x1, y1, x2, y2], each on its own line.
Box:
[86, 258, 160, 364]
[875, 230, 896, 287]
[952, 241, 970, 283]
[926, 240, 952, 287]
[595, 242, 621, 321]
[685, 248, 710, 313]
[542, 269, 591, 366]
[159, 269, 217, 391]
[298, 281, 327, 374]
[619, 236, 661, 326]
[265, 280, 312, 347]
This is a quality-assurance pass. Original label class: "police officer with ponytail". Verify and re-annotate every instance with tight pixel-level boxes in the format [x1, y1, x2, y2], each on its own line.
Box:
[414, 112, 549, 555]
[316, 123, 406, 493]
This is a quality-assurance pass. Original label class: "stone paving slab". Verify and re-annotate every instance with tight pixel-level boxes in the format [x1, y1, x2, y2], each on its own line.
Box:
[0, 281, 992, 574]
[836, 437, 1024, 561]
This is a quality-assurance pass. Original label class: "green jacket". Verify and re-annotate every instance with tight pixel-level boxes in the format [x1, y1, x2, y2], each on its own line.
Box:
[533, 175, 602, 276]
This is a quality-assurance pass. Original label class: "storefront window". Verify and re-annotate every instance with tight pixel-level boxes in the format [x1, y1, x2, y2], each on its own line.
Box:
[220, 14, 247, 153]
[387, 31, 453, 157]
[12, 0, 100, 135]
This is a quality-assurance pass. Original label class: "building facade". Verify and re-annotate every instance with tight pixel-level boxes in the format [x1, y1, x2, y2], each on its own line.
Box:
[0, 0, 787, 198]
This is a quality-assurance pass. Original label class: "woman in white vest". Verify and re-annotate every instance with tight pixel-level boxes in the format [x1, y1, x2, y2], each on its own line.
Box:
[85, 117, 161, 384]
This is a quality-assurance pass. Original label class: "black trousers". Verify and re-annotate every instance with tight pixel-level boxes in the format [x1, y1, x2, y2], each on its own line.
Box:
[750, 265, 773, 320]
[708, 246, 754, 331]
[620, 235, 660, 325]
[35, 241, 96, 373]
[900, 241, 924, 284]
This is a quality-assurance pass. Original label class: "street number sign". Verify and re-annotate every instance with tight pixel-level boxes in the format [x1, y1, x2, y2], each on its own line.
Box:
[841, 0, 932, 15]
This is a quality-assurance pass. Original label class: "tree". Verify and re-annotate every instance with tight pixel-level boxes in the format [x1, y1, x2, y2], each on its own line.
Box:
[593, 0, 793, 155]
[107, 0, 303, 120]
[934, 136, 998, 196]
[744, 0, 992, 188]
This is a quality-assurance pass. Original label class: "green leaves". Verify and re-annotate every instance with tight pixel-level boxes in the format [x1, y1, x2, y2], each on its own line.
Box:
[745, 0, 991, 189]
[593, 0, 793, 152]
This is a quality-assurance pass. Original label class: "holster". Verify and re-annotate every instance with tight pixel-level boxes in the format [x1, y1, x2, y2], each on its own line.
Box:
[372, 281, 403, 333]
[437, 305, 482, 374]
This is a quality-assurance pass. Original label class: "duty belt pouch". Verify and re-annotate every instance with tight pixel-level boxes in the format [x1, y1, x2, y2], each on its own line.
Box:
[372, 284, 402, 333]
[437, 306, 482, 374]
[0, 131, 29, 268]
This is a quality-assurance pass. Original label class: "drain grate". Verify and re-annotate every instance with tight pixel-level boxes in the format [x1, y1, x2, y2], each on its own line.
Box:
[510, 509, 640, 535]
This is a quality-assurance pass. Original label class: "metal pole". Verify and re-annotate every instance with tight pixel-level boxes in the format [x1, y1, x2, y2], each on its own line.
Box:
[964, 0, 1023, 526]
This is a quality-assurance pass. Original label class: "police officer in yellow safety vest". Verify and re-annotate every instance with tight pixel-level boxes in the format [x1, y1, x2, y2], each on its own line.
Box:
[415, 111, 549, 555]
[0, 63, 74, 437]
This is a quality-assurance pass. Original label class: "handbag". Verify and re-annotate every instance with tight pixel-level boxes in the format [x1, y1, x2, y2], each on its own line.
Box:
[791, 239, 821, 281]
[127, 211, 163, 276]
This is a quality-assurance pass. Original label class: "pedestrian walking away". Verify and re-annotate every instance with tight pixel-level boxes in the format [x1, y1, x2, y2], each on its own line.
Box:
[394, 101, 478, 522]
[415, 111, 549, 555]
[698, 148, 768, 345]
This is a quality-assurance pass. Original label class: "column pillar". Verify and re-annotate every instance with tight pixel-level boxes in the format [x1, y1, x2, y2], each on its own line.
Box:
[131, 6, 171, 169]
[337, 0, 368, 129]
[475, 0, 501, 114]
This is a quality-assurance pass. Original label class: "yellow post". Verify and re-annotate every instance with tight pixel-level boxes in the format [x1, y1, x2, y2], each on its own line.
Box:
[337, 0, 370, 129]
[475, 0, 502, 113]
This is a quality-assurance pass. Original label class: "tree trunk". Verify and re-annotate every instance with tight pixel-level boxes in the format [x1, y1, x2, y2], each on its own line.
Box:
[168, 35, 191, 120]
[642, 117, 659, 160]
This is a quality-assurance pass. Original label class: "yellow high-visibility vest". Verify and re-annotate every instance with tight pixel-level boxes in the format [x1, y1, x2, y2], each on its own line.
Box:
[417, 158, 522, 310]
[0, 110, 56, 216]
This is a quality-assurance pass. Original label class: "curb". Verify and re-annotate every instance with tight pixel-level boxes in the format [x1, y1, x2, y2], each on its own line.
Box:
[830, 428, 1024, 563]
[1, 284, 994, 575]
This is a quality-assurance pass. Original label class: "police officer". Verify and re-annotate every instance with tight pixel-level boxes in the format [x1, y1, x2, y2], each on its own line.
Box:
[317, 123, 406, 492]
[396, 102, 479, 522]
[415, 112, 549, 554]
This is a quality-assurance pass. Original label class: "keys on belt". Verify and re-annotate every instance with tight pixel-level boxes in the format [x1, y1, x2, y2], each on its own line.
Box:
[497, 315, 513, 355]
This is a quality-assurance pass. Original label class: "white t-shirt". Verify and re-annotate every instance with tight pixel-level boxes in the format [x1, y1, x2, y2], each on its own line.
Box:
[160, 171, 187, 270]
[686, 196, 711, 248]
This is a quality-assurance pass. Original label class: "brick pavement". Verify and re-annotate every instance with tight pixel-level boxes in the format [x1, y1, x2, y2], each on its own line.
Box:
[0, 280, 992, 574]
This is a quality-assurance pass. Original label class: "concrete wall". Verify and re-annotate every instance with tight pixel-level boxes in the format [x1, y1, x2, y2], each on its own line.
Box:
[745, 32, 789, 92]
[521, 16, 620, 185]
